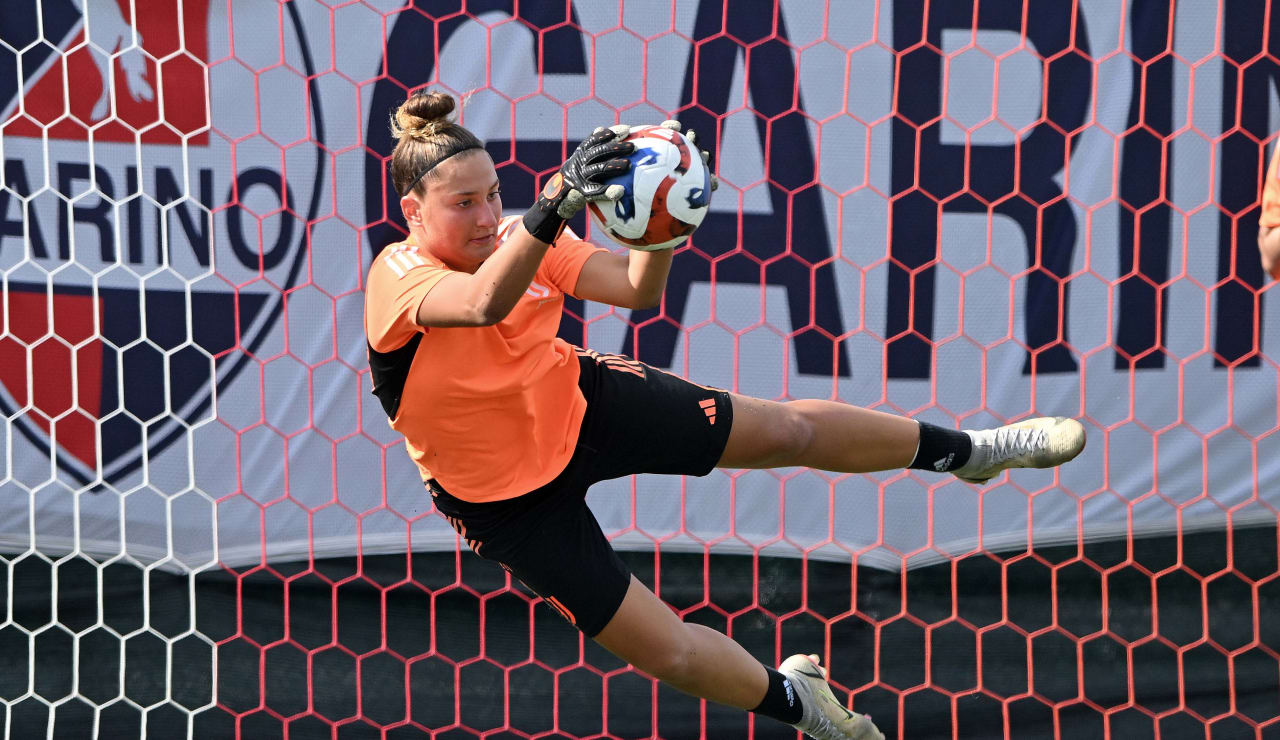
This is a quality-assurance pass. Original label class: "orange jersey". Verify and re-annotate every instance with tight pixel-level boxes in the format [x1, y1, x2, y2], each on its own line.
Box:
[1263, 144, 1280, 229]
[364, 216, 608, 502]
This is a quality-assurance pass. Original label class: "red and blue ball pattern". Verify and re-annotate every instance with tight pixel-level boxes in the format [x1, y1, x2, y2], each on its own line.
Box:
[587, 125, 712, 251]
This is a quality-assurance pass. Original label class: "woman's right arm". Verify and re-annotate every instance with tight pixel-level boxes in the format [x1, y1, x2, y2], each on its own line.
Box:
[417, 127, 633, 328]
[415, 224, 552, 327]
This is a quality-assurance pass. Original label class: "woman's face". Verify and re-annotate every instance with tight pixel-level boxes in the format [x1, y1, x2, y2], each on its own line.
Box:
[401, 150, 502, 273]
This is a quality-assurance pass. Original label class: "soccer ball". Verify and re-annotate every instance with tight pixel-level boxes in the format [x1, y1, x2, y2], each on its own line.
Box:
[587, 124, 712, 251]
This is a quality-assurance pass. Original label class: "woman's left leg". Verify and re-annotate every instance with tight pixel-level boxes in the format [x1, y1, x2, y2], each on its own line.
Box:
[592, 573, 885, 739]
[592, 575, 770, 710]
[718, 394, 921, 472]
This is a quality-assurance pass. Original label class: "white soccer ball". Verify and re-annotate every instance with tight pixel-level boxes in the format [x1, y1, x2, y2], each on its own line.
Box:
[586, 124, 713, 251]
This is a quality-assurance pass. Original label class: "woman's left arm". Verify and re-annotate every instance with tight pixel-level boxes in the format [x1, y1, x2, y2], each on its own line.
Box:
[571, 119, 714, 309]
[573, 248, 674, 309]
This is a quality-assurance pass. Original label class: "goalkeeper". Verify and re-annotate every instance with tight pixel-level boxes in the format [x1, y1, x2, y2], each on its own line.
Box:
[364, 91, 1086, 740]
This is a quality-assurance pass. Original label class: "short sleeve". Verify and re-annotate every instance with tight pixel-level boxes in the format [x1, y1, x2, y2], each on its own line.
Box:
[364, 244, 453, 352]
[538, 224, 609, 297]
[1262, 145, 1280, 229]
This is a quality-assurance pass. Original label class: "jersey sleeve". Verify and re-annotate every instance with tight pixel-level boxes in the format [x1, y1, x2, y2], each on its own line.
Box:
[364, 245, 453, 352]
[538, 224, 609, 297]
[1262, 145, 1280, 229]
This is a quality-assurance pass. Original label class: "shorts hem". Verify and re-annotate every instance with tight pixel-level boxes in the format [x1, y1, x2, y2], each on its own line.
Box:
[579, 569, 632, 638]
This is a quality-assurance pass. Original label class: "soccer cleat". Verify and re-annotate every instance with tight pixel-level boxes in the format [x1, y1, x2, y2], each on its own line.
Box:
[778, 654, 884, 740]
[952, 416, 1086, 485]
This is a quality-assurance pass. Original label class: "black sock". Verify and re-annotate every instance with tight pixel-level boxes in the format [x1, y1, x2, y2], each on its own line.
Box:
[909, 421, 972, 472]
[752, 667, 804, 725]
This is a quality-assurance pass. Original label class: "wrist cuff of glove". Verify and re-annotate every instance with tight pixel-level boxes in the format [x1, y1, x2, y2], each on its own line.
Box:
[522, 174, 570, 244]
[522, 204, 566, 245]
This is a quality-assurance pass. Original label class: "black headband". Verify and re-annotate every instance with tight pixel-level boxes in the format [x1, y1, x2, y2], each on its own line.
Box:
[400, 142, 484, 196]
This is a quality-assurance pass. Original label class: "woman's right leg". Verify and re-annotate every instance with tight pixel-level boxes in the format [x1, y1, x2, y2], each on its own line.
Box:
[717, 394, 921, 472]
[718, 393, 1087, 484]
[592, 575, 770, 710]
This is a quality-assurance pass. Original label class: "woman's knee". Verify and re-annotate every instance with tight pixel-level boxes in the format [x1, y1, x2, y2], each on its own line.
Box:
[754, 400, 815, 466]
[722, 395, 817, 468]
[633, 627, 695, 682]
[781, 401, 818, 455]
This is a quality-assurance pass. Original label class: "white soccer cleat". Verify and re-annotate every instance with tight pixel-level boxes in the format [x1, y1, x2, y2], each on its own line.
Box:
[778, 654, 884, 740]
[952, 416, 1086, 485]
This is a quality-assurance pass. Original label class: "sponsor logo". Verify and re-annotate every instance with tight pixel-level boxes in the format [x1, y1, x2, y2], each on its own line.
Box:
[699, 398, 717, 425]
[525, 280, 551, 300]
[0, 0, 323, 487]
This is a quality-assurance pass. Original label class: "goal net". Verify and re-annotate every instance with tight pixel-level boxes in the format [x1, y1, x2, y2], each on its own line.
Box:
[1, 0, 1277, 737]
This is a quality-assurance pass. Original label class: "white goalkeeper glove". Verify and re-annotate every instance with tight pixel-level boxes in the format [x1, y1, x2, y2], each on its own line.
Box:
[660, 119, 719, 191]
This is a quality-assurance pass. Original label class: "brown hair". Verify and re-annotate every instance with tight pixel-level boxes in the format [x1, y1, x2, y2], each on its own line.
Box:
[389, 91, 484, 197]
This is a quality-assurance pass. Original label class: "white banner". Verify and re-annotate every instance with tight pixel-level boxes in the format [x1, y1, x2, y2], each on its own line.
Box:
[1, 0, 1275, 572]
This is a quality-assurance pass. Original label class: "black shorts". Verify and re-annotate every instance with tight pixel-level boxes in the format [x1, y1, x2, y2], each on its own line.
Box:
[428, 349, 734, 636]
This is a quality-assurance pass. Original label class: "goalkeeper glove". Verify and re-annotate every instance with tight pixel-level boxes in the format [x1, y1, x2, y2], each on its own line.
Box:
[523, 125, 634, 244]
[660, 119, 719, 191]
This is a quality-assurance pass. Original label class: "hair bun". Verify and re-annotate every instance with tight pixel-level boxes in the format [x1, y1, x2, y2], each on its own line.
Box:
[392, 91, 456, 141]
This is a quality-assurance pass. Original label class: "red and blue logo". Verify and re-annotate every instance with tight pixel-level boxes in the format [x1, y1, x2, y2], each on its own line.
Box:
[0, 0, 324, 488]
